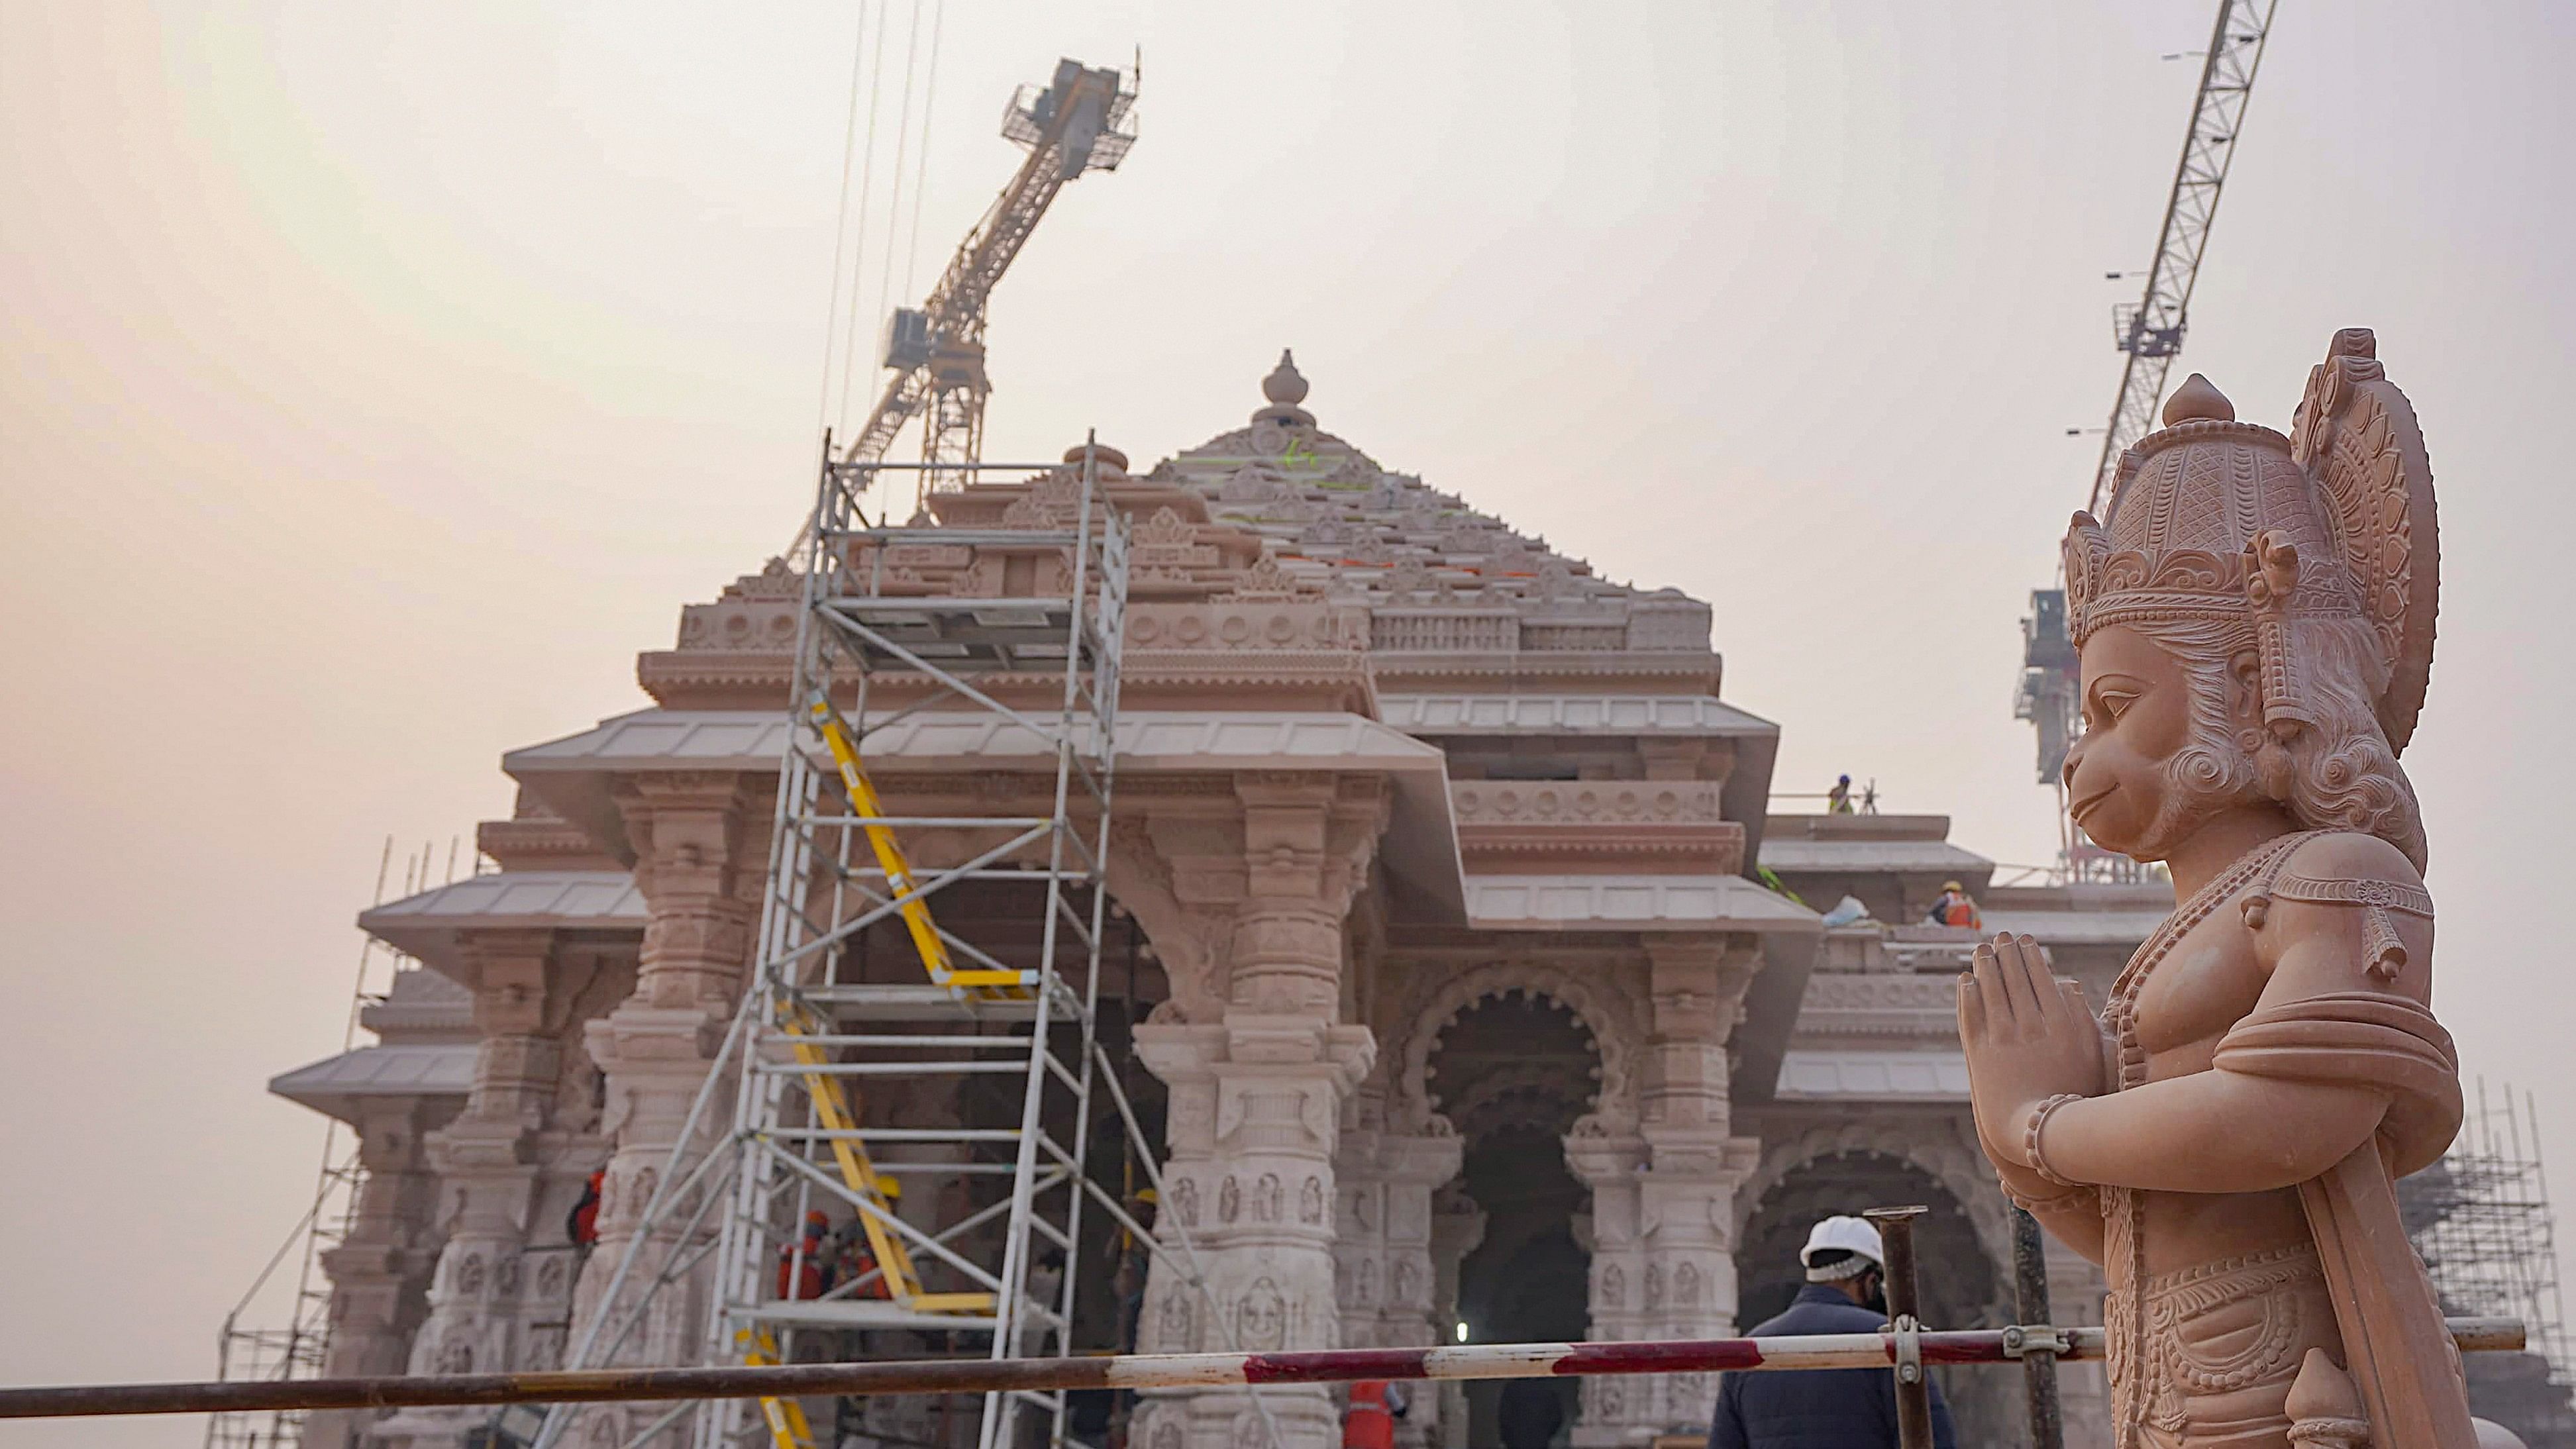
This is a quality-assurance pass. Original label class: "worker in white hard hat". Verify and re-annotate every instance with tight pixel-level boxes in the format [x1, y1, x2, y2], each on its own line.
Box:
[1708, 1215, 1958, 1449]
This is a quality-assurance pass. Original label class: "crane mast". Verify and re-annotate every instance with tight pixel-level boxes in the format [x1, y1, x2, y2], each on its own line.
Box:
[845, 58, 1136, 515]
[2017, 1, 2277, 873]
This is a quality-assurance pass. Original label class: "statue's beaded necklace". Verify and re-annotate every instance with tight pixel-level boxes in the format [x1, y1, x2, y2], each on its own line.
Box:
[2098, 828, 2324, 1446]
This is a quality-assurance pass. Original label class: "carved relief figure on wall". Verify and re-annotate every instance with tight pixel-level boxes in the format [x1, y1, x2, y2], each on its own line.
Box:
[1957, 331, 2487, 1448]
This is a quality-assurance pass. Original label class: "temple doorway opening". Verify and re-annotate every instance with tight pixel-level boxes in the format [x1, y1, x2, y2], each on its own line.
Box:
[1735, 1149, 2008, 1446]
[1429, 990, 1601, 1449]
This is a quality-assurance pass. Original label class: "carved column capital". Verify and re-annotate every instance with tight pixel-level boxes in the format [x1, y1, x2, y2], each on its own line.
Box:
[458, 929, 561, 1037]
[611, 770, 762, 1015]
[1643, 932, 1763, 1041]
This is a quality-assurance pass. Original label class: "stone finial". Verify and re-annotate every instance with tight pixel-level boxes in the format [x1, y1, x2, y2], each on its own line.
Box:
[1264, 349, 1309, 406]
[1253, 350, 1317, 427]
[2161, 372, 2236, 426]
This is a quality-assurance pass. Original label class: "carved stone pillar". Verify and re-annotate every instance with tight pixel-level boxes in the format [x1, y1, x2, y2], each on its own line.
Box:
[1564, 1123, 1652, 1446]
[304, 1096, 448, 1449]
[1569, 936, 1765, 1446]
[378, 931, 586, 1446]
[574, 772, 762, 1377]
[1333, 1128, 1463, 1350]
[1126, 774, 1388, 1449]
[1333, 1126, 1462, 1446]
[1428, 1186, 1488, 1449]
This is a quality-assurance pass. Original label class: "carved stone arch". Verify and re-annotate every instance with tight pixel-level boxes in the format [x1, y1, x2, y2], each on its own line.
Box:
[1733, 1119, 2011, 1277]
[1441, 1058, 1600, 1140]
[1388, 960, 1639, 1135]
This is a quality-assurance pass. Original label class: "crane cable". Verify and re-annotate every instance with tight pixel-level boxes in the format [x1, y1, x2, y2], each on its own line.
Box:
[871, 0, 929, 385]
[833, 0, 896, 432]
[813, 2, 875, 442]
[902, 0, 947, 303]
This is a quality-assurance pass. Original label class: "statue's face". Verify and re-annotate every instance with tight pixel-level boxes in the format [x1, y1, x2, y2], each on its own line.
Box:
[2063, 623, 2208, 860]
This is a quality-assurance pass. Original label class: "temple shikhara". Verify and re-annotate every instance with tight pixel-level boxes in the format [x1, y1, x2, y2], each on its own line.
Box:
[266, 354, 2167, 1449]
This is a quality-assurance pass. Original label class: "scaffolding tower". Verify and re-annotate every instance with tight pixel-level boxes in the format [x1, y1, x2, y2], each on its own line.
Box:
[2404, 1081, 2576, 1446]
[539, 442, 1222, 1449]
[206, 1148, 364, 1449]
[206, 840, 453, 1449]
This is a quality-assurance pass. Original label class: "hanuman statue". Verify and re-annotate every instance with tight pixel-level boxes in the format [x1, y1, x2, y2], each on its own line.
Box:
[1960, 330, 2490, 1448]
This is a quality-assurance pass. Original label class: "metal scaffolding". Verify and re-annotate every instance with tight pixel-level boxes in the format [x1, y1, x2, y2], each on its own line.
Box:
[205, 839, 449, 1449]
[535, 442, 1202, 1449]
[205, 1148, 363, 1449]
[2404, 1081, 2576, 1446]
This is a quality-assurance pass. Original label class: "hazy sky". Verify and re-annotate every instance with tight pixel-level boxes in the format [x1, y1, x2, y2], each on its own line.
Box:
[7, 3, 2575, 1442]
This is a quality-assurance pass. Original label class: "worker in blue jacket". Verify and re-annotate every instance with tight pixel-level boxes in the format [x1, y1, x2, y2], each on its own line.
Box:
[1710, 1216, 1959, 1449]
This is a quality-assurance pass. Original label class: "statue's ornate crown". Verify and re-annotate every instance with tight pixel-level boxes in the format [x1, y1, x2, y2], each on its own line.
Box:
[2063, 329, 2439, 752]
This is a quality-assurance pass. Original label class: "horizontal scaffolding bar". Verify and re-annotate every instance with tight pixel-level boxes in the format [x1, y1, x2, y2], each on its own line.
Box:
[828, 460, 1076, 471]
[771, 1034, 1035, 1050]
[5, 1321, 2525, 1420]
[799, 816, 1059, 830]
[729, 1303, 1002, 1332]
[766, 1128, 1023, 1144]
[756, 1060, 1033, 1077]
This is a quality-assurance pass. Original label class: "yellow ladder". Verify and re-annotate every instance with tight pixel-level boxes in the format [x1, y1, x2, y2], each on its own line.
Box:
[745, 1013, 996, 1449]
[775, 1007, 994, 1315]
[744, 701, 1013, 1448]
[741, 1328, 818, 1449]
[808, 699, 1029, 1001]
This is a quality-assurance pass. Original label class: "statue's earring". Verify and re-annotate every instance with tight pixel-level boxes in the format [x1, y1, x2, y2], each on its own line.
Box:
[2229, 650, 2268, 754]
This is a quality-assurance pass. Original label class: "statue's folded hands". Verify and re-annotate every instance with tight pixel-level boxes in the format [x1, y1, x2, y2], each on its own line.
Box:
[1958, 932, 2103, 1173]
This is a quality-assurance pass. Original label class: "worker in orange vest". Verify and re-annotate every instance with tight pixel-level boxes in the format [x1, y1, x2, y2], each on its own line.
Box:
[1926, 880, 1982, 930]
[777, 1210, 835, 1300]
[566, 1168, 604, 1250]
[834, 1219, 895, 1301]
[1342, 1379, 1408, 1449]
[832, 1177, 902, 1301]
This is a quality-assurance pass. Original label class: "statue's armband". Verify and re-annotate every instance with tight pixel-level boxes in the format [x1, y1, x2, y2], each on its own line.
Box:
[2268, 874, 2433, 983]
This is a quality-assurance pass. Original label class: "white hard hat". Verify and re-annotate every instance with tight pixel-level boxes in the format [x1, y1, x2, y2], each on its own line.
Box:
[1800, 1216, 1884, 1281]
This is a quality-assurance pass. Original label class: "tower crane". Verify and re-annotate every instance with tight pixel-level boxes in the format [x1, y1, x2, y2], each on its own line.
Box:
[2016, 1, 2277, 834]
[843, 56, 1137, 517]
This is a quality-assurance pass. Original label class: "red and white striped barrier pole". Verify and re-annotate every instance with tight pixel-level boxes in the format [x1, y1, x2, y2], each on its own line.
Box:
[0, 1319, 2526, 1421]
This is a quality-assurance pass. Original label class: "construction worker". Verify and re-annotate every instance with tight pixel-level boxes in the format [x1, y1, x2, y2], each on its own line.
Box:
[777, 1210, 835, 1300]
[1828, 774, 1856, 815]
[1710, 1216, 1957, 1449]
[566, 1168, 604, 1250]
[835, 1177, 901, 1300]
[1341, 1379, 1408, 1449]
[1926, 880, 1982, 930]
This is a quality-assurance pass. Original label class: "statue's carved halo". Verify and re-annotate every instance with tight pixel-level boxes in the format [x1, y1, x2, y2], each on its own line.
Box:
[2063, 330, 2440, 754]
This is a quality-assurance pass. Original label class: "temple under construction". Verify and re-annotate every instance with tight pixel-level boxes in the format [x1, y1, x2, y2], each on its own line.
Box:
[235, 354, 2571, 1449]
